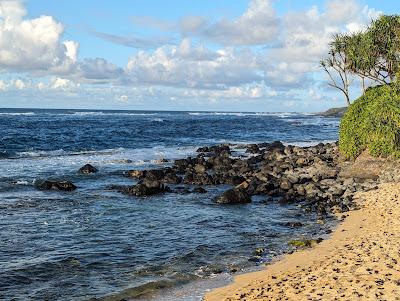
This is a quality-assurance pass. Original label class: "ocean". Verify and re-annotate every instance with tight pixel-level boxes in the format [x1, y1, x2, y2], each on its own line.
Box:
[0, 108, 340, 300]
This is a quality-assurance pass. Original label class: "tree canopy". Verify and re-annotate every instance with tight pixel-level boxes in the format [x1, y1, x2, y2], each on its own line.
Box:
[321, 15, 400, 105]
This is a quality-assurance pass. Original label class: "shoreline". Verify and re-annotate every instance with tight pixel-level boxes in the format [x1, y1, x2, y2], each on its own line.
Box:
[205, 182, 400, 300]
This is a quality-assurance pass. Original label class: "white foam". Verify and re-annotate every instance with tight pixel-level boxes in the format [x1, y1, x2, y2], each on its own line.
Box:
[1, 146, 197, 179]
[188, 112, 304, 118]
[14, 180, 30, 185]
[0, 112, 35, 116]
[70, 112, 158, 116]
[152, 118, 165, 122]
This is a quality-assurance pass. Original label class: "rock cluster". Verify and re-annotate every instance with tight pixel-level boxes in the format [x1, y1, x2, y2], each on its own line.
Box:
[123, 141, 380, 215]
[35, 180, 77, 191]
[35, 142, 383, 217]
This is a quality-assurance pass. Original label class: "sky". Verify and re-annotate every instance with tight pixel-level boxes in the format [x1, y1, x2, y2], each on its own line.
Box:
[0, 0, 398, 112]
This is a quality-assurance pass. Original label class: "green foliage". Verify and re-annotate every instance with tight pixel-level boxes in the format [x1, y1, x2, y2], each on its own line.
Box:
[339, 85, 400, 159]
[322, 15, 400, 104]
[288, 239, 322, 248]
[346, 15, 400, 84]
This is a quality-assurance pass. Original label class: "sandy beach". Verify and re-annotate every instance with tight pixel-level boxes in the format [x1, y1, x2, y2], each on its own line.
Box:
[205, 182, 400, 300]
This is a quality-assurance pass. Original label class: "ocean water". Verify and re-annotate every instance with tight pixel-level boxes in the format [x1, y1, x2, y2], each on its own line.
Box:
[0, 108, 340, 300]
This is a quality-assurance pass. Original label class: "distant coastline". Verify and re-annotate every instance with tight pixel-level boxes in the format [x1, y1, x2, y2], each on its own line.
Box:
[318, 107, 347, 118]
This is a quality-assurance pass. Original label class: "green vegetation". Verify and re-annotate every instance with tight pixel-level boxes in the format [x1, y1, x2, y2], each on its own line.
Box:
[288, 239, 322, 248]
[321, 14, 400, 159]
[321, 15, 400, 106]
[339, 84, 400, 159]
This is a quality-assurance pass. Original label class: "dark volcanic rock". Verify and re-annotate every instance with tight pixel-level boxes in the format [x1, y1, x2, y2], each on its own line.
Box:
[163, 172, 182, 184]
[192, 186, 207, 193]
[126, 179, 168, 196]
[214, 187, 251, 204]
[126, 170, 146, 179]
[198, 145, 231, 154]
[246, 144, 260, 154]
[145, 169, 166, 181]
[36, 180, 77, 191]
[79, 164, 98, 174]
[319, 107, 347, 118]
[117, 141, 379, 215]
[267, 141, 285, 151]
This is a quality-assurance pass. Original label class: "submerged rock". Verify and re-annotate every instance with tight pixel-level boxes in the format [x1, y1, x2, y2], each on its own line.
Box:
[35, 180, 77, 191]
[79, 164, 98, 174]
[214, 187, 251, 204]
[192, 186, 207, 193]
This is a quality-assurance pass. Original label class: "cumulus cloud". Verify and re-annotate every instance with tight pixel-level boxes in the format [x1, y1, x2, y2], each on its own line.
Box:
[0, 0, 79, 73]
[50, 77, 77, 90]
[0, 79, 6, 91]
[261, 0, 382, 90]
[14, 78, 26, 89]
[77, 58, 124, 82]
[180, 0, 278, 46]
[0, 0, 384, 109]
[126, 39, 261, 89]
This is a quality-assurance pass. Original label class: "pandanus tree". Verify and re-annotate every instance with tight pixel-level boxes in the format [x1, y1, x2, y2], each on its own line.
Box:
[321, 15, 400, 106]
[320, 33, 352, 106]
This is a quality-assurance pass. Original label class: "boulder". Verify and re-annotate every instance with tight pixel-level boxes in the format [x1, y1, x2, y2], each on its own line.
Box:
[163, 172, 181, 184]
[194, 164, 207, 174]
[246, 144, 260, 154]
[79, 164, 98, 174]
[174, 158, 190, 171]
[268, 141, 285, 151]
[126, 170, 146, 179]
[126, 179, 168, 196]
[280, 178, 292, 190]
[36, 180, 77, 191]
[214, 187, 251, 204]
[192, 187, 207, 193]
[145, 169, 165, 180]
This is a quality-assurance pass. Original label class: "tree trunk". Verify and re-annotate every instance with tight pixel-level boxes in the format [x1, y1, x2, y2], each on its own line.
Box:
[361, 77, 366, 94]
[345, 93, 351, 106]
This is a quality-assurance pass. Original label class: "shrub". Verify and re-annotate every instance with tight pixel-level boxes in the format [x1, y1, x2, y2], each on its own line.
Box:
[339, 85, 400, 159]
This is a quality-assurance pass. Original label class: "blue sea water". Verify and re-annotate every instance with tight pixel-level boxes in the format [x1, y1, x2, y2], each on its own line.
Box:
[0, 108, 340, 300]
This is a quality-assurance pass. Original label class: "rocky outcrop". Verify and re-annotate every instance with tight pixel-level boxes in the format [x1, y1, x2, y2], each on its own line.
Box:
[35, 180, 77, 191]
[319, 107, 347, 118]
[214, 187, 251, 204]
[118, 141, 384, 214]
[125, 178, 170, 196]
[79, 164, 98, 174]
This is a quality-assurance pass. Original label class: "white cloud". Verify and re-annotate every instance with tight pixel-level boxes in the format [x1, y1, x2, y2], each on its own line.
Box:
[0, 79, 6, 91]
[50, 77, 76, 90]
[117, 94, 129, 103]
[14, 79, 26, 89]
[77, 58, 124, 82]
[261, 0, 382, 90]
[180, 0, 278, 46]
[0, 0, 384, 110]
[0, 0, 78, 73]
[126, 39, 261, 89]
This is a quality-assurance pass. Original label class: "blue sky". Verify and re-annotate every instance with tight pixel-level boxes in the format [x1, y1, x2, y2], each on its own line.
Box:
[0, 0, 398, 111]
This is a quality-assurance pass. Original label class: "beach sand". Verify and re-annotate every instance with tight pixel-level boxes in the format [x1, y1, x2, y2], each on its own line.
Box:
[205, 183, 400, 300]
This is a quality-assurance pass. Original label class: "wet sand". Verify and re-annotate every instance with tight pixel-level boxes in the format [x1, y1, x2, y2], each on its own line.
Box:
[205, 183, 400, 300]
